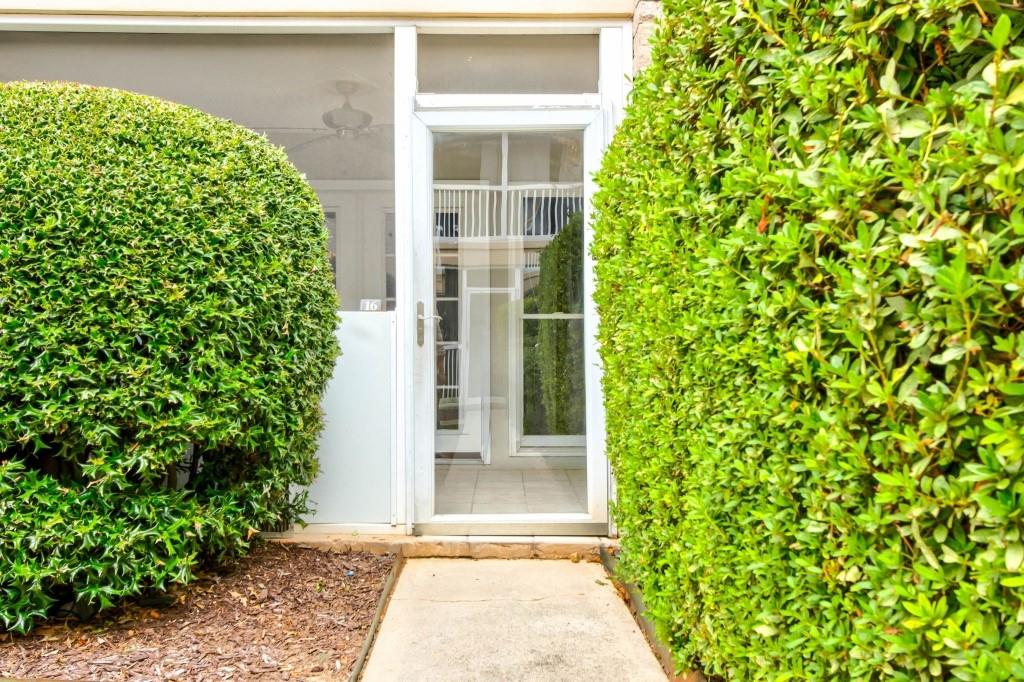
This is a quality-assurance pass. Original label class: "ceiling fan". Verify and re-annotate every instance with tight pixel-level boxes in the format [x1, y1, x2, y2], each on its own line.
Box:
[284, 80, 388, 153]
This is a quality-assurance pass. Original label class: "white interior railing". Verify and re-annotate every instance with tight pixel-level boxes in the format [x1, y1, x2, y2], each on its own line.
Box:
[433, 183, 583, 239]
[437, 342, 460, 400]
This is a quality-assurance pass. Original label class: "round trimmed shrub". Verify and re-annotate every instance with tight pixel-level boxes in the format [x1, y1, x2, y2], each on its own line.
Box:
[595, 0, 1023, 678]
[0, 82, 339, 632]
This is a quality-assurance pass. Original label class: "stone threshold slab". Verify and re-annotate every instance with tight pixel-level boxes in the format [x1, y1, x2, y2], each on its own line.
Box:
[265, 532, 617, 561]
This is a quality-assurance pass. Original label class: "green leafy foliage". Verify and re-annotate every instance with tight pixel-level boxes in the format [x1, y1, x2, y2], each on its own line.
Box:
[593, 0, 1024, 678]
[0, 82, 339, 632]
[524, 214, 586, 435]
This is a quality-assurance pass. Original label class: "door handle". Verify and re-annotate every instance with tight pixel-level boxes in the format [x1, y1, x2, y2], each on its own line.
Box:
[417, 302, 443, 346]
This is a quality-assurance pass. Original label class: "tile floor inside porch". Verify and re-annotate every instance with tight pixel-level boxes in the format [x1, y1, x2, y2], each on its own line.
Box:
[434, 463, 587, 514]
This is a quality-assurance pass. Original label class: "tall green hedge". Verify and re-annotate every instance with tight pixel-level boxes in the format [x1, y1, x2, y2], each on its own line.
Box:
[523, 214, 586, 435]
[594, 0, 1023, 678]
[537, 214, 586, 435]
[0, 82, 339, 632]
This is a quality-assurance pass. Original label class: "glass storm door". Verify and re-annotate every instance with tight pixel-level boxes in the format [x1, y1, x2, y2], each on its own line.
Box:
[411, 109, 608, 532]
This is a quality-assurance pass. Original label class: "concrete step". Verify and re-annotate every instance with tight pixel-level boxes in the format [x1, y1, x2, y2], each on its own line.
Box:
[267, 532, 617, 561]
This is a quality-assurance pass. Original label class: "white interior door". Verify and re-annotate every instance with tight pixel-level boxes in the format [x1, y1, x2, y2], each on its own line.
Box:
[411, 108, 608, 533]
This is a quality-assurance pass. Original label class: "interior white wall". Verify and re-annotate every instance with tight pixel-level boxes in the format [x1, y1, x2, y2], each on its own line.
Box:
[317, 187, 395, 310]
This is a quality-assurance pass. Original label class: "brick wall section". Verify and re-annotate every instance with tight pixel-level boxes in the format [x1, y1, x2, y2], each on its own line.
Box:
[632, 0, 662, 72]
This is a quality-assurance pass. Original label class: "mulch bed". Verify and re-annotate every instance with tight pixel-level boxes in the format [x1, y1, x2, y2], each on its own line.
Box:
[0, 543, 395, 681]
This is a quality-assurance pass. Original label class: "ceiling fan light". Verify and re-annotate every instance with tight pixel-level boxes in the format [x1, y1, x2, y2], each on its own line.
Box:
[322, 101, 372, 132]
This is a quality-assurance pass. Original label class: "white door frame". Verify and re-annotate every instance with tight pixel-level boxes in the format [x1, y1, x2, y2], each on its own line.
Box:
[409, 106, 607, 532]
[395, 24, 631, 535]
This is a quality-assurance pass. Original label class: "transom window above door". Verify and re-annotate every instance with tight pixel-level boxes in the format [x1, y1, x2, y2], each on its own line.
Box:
[417, 34, 599, 94]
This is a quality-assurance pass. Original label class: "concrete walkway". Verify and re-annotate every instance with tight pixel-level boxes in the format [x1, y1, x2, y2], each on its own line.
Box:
[361, 558, 666, 681]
